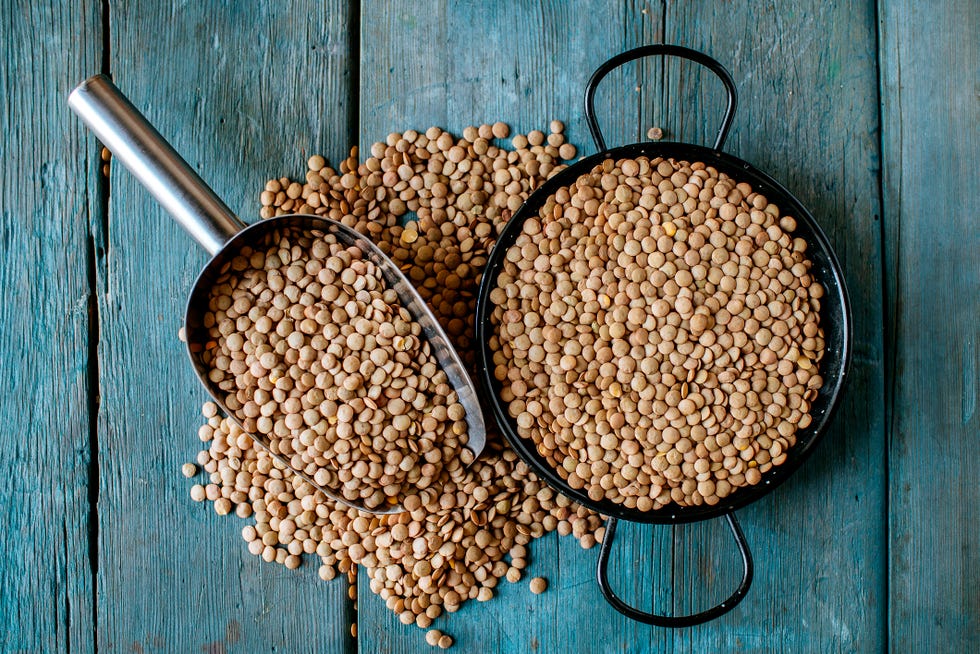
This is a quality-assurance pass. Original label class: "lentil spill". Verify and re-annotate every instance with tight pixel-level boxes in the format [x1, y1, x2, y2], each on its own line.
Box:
[183, 123, 603, 649]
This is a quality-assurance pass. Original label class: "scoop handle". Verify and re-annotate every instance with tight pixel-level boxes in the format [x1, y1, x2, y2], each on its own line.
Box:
[69, 74, 244, 255]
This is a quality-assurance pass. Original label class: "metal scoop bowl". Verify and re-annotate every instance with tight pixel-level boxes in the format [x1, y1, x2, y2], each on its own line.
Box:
[69, 75, 486, 514]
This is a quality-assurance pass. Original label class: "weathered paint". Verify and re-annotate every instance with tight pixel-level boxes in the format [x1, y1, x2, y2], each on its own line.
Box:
[1, 0, 977, 651]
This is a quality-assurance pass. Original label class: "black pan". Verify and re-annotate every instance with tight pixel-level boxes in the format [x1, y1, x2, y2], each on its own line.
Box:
[474, 45, 852, 626]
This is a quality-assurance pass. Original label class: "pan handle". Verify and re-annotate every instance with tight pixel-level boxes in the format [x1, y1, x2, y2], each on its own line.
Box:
[596, 513, 753, 627]
[584, 44, 738, 152]
[69, 74, 244, 256]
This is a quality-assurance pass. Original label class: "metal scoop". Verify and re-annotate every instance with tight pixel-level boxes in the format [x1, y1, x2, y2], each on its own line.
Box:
[69, 74, 486, 514]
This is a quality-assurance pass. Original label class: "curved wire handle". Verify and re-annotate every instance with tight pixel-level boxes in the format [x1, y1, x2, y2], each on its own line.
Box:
[596, 513, 754, 627]
[584, 44, 738, 152]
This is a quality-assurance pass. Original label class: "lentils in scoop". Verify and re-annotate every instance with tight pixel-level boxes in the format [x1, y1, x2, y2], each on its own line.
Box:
[490, 156, 825, 510]
[200, 227, 468, 510]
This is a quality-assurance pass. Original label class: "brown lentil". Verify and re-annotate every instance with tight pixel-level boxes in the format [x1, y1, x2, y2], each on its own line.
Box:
[646, 126, 664, 140]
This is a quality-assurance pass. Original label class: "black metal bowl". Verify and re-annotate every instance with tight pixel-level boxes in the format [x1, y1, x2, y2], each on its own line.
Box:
[473, 45, 852, 626]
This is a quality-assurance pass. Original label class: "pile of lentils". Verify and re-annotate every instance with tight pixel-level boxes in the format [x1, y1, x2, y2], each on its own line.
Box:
[489, 156, 825, 510]
[197, 226, 469, 511]
[182, 122, 603, 648]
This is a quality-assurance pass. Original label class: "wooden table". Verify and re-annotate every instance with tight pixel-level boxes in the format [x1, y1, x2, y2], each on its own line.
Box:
[2, 1, 977, 651]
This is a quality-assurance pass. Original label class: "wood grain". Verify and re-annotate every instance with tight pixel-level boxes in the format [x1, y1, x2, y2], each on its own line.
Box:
[97, 2, 356, 652]
[6, 0, 980, 650]
[660, 2, 888, 651]
[880, 0, 980, 649]
[0, 1, 101, 652]
[356, 2, 687, 652]
[358, 0, 892, 651]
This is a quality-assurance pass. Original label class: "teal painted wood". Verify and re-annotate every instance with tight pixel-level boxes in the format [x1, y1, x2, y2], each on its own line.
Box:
[96, 2, 355, 652]
[356, 2, 686, 652]
[880, 0, 980, 649]
[358, 1, 890, 652]
[9, 0, 979, 650]
[0, 1, 101, 652]
[657, 3, 889, 651]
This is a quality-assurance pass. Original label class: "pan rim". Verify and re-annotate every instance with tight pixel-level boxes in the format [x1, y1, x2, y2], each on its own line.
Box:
[474, 141, 852, 525]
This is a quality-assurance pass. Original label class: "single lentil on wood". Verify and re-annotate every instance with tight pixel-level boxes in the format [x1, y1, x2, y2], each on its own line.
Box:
[489, 156, 825, 510]
[184, 123, 607, 648]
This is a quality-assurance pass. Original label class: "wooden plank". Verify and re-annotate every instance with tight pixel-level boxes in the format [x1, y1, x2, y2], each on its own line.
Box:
[0, 2, 101, 652]
[661, 2, 888, 650]
[356, 2, 693, 652]
[97, 2, 356, 652]
[880, 0, 980, 649]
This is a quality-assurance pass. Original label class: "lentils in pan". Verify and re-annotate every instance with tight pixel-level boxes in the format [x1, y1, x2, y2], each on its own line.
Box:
[489, 156, 826, 510]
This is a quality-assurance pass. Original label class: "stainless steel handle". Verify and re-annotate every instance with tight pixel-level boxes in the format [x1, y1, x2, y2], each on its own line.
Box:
[68, 74, 244, 255]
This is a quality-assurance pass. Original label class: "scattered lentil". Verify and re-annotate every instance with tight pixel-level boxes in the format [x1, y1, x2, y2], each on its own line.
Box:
[185, 123, 608, 645]
[189, 484, 206, 502]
